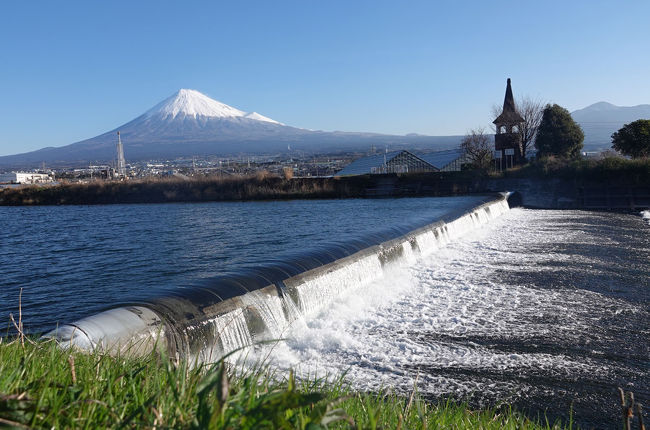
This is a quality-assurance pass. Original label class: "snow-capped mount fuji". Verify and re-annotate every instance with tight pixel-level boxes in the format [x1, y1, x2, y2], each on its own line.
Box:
[118, 88, 296, 142]
[0, 89, 459, 168]
[111, 89, 301, 147]
[146, 89, 282, 124]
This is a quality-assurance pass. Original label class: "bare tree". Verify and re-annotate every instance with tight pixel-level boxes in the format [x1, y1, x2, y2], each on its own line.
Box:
[491, 96, 545, 158]
[461, 128, 492, 170]
[517, 96, 545, 158]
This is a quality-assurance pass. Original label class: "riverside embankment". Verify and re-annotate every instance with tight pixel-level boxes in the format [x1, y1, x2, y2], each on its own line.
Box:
[1, 158, 648, 209]
[1, 174, 647, 210]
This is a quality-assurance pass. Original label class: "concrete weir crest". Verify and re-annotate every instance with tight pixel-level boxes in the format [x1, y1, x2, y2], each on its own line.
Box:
[45, 193, 513, 363]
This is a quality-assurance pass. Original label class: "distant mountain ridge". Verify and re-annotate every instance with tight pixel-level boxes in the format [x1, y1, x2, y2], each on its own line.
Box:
[0, 89, 459, 168]
[4, 92, 645, 169]
[571, 102, 650, 150]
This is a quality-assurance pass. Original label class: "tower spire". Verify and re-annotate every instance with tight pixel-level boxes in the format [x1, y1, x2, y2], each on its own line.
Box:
[502, 78, 516, 113]
[493, 78, 524, 125]
[116, 131, 127, 178]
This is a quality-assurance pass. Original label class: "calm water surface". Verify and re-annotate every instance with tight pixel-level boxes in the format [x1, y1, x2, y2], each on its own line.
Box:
[1, 196, 483, 333]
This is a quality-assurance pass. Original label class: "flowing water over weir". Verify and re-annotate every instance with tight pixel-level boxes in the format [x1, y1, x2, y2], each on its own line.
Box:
[45, 193, 512, 363]
[255, 208, 649, 428]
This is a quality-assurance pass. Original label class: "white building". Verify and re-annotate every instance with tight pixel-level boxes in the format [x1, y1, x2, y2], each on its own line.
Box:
[14, 172, 55, 184]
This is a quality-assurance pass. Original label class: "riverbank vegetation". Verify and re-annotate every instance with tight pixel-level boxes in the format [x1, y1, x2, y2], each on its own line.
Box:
[0, 174, 361, 205]
[0, 170, 487, 205]
[0, 339, 570, 429]
[534, 104, 585, 160]
[498, 155, 650, 185]
[1, 156, 648, 206]
[611, 119, 650, 159]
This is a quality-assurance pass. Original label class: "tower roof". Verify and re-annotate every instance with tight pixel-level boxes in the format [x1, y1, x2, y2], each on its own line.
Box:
[493, 78, 524, 125]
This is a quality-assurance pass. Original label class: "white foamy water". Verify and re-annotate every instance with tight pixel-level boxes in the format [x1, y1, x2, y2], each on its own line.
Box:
[238, 208, 649, 425]
[642, 210, 650, 225]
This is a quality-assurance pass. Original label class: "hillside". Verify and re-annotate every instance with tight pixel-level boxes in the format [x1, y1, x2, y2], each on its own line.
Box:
[571, 101, 650, 150]
[0, 90, 459, 168]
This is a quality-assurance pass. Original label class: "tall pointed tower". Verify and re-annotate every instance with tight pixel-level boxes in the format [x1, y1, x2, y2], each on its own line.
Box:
[116, 131, 127, 178]
[493, 78, 525, 168]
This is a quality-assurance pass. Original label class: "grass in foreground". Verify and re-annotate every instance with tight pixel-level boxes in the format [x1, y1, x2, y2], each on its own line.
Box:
[0, 339, 570, 429]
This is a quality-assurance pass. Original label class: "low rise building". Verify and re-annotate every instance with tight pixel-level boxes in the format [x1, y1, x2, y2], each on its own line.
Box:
[418, 149, 467, 172]
[335, 150, 437, 176]
[335, 149, 466, 177]
[14, 172, 55, 184]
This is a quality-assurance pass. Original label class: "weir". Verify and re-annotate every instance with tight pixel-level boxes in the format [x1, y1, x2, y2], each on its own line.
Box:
[45, 193, 513, 363]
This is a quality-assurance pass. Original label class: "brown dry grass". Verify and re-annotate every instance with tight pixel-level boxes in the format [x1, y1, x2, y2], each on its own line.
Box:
[0, 174, 356, 206]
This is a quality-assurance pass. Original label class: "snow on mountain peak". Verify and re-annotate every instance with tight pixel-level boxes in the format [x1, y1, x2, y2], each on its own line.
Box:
[147, 89, 245, 119]
[145, 89, 281, 124]
[244, 111, 282, 125]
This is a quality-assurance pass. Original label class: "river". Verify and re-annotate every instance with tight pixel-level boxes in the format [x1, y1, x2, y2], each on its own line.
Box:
[1, 199, 648, 427]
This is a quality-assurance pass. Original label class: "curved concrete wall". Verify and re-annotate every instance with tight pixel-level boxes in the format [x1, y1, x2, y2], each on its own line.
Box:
[45, 193, 512, 363]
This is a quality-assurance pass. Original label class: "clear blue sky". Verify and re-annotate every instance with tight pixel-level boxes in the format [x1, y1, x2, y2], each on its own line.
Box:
[1, 0, 649, 156]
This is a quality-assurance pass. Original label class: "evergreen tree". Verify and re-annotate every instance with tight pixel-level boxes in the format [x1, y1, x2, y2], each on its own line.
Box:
[611, 119, 650, 158]
[535, 104, 584, 159]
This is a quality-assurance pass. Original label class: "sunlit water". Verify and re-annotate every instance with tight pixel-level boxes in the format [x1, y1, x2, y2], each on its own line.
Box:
[1, 200, 648, 427]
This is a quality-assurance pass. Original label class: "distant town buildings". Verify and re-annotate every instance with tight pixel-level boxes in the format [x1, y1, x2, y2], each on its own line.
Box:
[0, 153, 352, 185]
